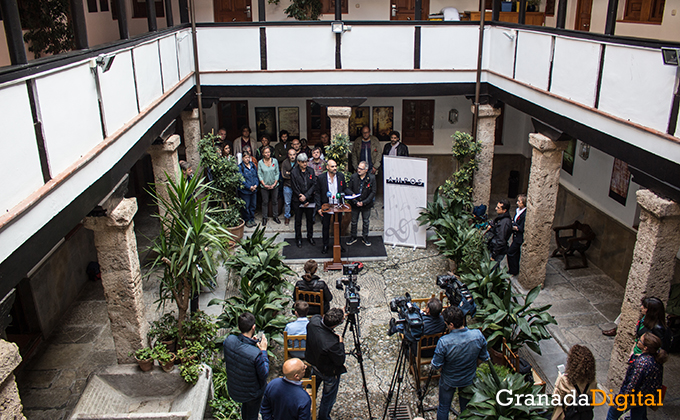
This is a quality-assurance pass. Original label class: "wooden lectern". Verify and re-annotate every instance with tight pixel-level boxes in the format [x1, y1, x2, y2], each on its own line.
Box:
[322, 203, 352, 271]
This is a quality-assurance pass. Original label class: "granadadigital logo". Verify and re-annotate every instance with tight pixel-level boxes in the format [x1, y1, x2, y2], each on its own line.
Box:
[386, 177, 425, 187]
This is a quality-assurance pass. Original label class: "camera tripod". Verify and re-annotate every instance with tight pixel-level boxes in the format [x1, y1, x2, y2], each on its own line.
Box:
[342, 311, 373, 419]
[382, 337, 412, 420]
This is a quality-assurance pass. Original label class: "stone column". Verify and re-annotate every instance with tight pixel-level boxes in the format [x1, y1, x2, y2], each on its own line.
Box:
[84, 198, 147, 364]
[0, 340, 26, 420]
[471, 105, 501, 209]
[518, 133, 568, 290]
[327, 106, 351, 140]
[607, 189, 680, 389]
[181, 108, 201, 171]
[148, 134, 180, 218]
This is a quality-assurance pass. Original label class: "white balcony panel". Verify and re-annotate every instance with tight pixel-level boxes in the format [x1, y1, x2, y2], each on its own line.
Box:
[0, 84, 44, 213]
[551, 37, 600, 107]
[342, 26, 414, 70]
[486, 27, 515, 78]
[36, 64, 102, 176]
[98, 50, 138, 136]
[599, 45, 676, 133]
[177, 29, 194, 78]
[159, 34, 180, 90]
[133, 42, 164, 111]
[267, 26, 335, 70]
[197, 27, 260, 71]
[420, 26, 479, 70]
[514, 31, 551, 90]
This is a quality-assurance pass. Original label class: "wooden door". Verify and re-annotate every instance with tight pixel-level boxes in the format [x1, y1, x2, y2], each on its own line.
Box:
[402, 100, 434, 145]
[219, 101, 249, 142]
[306, 100, 331, 143]
[214, 0, 252, 22]
[390, 0, 430, 20]
[574, 0, 592, 31]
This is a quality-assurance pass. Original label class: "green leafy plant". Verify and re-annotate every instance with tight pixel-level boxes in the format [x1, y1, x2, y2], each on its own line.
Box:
[324, 133, 352, 174]
[458, 252, 512, 304]
[209, 363, 241, 419]
[439, 131, 482, 205]
[199, 133, 245, 228]
[183, 310, 219, 349]
[147, 172, 232, 340]
[20, 0, 74, 58]
[151, 343, 174, 363]
[179, 362, 202, 385]
[268, 0, 323, 20]
[472, 286, 556, 354]
[131, 347, 154, 361]
[462, 361, 550, 419]
[148, 312, 179, 346]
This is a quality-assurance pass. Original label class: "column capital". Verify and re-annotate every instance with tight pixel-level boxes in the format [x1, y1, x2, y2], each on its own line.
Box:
[470, 104, 501, 118]
[528, 133, 569, 152]
[636, 189, 680, 219]
[84, 198, 138, 231]
[0, 339, 21, 383]
[148, 134, 181, 155]
[326, 106, 352, 118]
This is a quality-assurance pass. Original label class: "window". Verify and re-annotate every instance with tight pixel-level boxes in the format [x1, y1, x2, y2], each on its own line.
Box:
[112, 0, 165, 19]
[100, 0, 109, 12]
[622, 0, 664, 23]
[402, 100, 434, 145]
[321, 0, 348, 14]
[87, 0, 98, 12]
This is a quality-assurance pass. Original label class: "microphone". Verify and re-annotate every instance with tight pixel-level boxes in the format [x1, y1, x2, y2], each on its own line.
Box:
[340, 193, 345, 206]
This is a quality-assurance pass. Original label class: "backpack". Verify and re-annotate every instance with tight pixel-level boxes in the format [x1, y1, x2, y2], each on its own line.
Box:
[563, 383, 593, 420]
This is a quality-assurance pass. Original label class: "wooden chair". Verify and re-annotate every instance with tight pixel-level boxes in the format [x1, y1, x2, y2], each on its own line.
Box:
[501, 338, 546, 392]
[410, 294, 435, 311]
[551, 221, 596, 270]
[295, 288, 324, 317]
[301, 375, 317, 420]
[283, 331, 306, 361]
[410, 332, 444, 385]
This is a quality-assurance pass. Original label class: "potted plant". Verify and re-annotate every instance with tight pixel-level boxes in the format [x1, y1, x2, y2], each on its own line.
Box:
[147, 172, 232, 342]
[182, 310, 218, 350]
[458, 252, 512, 305]
[527, 0, 541, 12]
[131, 347, 154, 372]
[439, 131, 482, 206]
[268, 0, 323, 20]
[148, 312, 179, 352]
[198, 133, 245, 243]
[152, 343, 176, 372]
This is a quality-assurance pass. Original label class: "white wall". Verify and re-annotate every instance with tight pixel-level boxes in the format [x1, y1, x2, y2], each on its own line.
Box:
[496, 105, 533, 157]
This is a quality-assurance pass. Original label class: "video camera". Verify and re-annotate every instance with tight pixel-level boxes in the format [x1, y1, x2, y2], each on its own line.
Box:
[336, 263, 362, 315]
[388, 293, 424, 343]
[437, 274, 477, 317]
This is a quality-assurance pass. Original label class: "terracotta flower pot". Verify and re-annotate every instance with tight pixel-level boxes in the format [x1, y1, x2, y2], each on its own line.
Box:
[226, 219, 245, 247]
[160, 353, 176, 372]
[136, 357, 154, 372]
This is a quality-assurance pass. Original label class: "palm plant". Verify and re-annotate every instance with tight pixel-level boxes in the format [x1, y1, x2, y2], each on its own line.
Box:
[458, 252, 512, 304]
[147, 172, 232, 340]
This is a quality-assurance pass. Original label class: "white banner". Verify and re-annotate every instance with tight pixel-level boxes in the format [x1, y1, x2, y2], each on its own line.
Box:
[383, 156, 428, 248]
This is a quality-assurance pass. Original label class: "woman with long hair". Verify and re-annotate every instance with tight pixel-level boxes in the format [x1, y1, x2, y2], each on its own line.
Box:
[606, 333, 667, 420]
[633, 297, 669, 354]
[551, 344, 596, 420]
[257, 145, 280, 226]
[294, 260, 333, 315]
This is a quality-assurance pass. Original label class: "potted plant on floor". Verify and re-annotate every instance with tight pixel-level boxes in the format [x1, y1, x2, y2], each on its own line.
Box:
[131, 347, 154, 372]
[439, 131, 482, 206]
[152, 343, 176, 372]
[147, 172, 232, 342]
[148, 312, 179, 353]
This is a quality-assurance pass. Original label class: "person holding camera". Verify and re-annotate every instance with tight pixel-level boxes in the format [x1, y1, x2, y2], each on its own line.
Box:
[431, 306, 489, 419]
[223, 312, 269, 420]
[305, 308, 347, 420]
[485, 199, 513, 262]
[346, 161, 377, 247]
[294, 260, 333, 315]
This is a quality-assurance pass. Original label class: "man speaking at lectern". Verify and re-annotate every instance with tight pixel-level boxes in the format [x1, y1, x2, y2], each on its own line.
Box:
[315, 160, 351, 254]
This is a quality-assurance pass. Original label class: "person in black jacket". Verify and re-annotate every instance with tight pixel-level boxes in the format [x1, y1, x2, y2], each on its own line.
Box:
[294, 260, 332, 315]
[315, 159, 351, 254]
[485, 199, 512, 262]
[346, 161, 377, 247]
[305, 308, 346, 420]
[291, 153, 317, 247]
[382, 130, 409, 158]
[507, 194, 526, 275]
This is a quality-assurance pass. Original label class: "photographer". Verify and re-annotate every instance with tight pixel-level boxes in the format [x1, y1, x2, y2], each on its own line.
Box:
[305, 308, 347, 420]
[485, 199, 512, 262]
[295, 260, 332, 315]
[431, 306, 489, 419]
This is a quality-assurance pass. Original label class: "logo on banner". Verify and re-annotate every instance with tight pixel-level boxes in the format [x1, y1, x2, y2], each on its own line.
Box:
[386, 177, 425, 187]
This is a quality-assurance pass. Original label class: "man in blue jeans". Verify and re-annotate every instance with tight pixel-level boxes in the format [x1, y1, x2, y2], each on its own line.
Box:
[305, 308, 346, 420]
[431, 306, 489, 419]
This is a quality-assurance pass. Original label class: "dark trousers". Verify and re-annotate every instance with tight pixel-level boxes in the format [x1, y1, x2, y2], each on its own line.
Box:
[311, 367, 341, 420]
[295, 203, 314, 240]
[437, 384, 470, 420]
[241, 395, 263, 420]
[350, 206, 371, 239]
[261, 186, 279, 219]
[507, 239, 522, 275]
[322, 212, 342, 247]
[239, 191, 257, 222]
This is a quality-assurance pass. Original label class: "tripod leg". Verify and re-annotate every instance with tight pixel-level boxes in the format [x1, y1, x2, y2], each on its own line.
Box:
[390, 343, 409, 420]
[350, 318, 373, 420]
[381, 341, 407, 420]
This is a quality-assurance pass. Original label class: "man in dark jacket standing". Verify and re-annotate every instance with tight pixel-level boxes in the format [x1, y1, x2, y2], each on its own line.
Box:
[291, 153, 317, 247]
[260, 358, 311, 420]
[315, 159, 351, 254]
[223, 312, 269, 420]
[486, 199, 513, 262]
[507, 194, 526, 275]
[305, 308, 346, 420]
[346, 161, 377, 247]
[381, 130, 409, 158]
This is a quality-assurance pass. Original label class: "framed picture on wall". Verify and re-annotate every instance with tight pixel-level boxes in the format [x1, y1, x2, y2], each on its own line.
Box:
[372, 107, 394, 142]
[349, 107, 370, 141]
[255, 107, 277, 143]
[609, 158, 631, 206]
[278, 107, 299, 138]
[561, 138, 576, 175]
